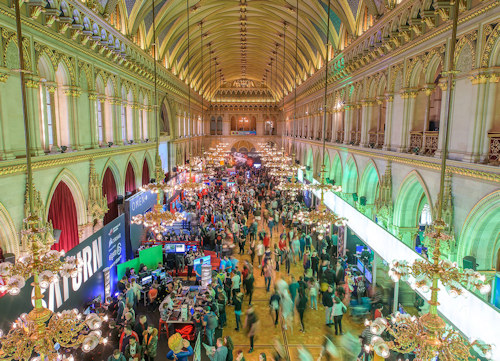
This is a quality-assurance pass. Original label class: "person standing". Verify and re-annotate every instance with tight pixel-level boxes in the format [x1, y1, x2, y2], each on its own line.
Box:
[234, 292, 243, 331]
[244, 306, 259, 353]
[124, 337, 142, 361]
[322, 285, 334, 327]
[186, 252, 194, 281]
[119, 325, 139, 354]
[208, 338, 228, 361]
[332, 296, 347, 335]
[296, 289, 308, 333]
[107, 349, 126, 361]
[142, 325, 158, 361]
[203, 306, 219, 346]
[309, 279, 319, 310]
[231, 270, 241, 305]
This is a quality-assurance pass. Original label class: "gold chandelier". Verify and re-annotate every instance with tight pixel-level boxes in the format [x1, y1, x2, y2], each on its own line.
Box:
[366, 221, 492, 360]
[131, 203, 185, 240]
[0, 309, 106, 361]
[0, 2, 107, 359]
[296, 165, 346, 238]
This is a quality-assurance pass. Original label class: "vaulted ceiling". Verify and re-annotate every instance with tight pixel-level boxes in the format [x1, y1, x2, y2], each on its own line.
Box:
[105, 0, 380, 101]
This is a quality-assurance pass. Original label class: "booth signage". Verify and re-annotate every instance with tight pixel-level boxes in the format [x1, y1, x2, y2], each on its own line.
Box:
[0, 215, 125, 328]
[125, 190, 158, 258]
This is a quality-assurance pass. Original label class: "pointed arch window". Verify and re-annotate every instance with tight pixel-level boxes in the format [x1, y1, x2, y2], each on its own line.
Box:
[40, 85, 58, 150]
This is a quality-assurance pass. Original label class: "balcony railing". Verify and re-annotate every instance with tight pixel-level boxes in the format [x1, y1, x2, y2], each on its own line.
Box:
[409, 131, 423, 153]
[488, 132, 500, 165]
[350, 131, 361, 145]
[423, 131, 439, 156]
[336, 130, 344, 143]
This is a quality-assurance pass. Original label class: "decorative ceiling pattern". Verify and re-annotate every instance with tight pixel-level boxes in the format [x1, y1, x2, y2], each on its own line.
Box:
[106, 0, 376, 101]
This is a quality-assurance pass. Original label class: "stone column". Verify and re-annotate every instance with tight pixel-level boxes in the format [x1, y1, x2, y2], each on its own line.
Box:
[88, 92, 99, 148]
[399, 89, 418, 152]
[393, 280, 399, 313]
[383, 94, 394, 151]
[361, 100, 375, 147]
[25, 76, 45, 155]
[0, 72, 15, 159]
[372, 253, 378, 286]
[434, 80, 449, 158]
[343, 105, 353, 145]
[64, 86, 84, 150]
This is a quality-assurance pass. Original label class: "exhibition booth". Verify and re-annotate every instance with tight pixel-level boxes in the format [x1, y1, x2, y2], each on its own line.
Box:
[0, 215, 127, 328]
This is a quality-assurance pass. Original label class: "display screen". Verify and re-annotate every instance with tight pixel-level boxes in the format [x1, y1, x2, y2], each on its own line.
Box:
[175, 244, 186, 253]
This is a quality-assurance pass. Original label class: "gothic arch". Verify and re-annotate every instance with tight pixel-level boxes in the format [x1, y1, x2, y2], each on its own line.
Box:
[305, 147, 314, 181]
[142, 151, 154, 181]
[358, 160, 381, 205]
[330, 152, 343, 186]
[125, 153, 141, 186]
[0, 202, 19, 256]
[45, 168, 87, 227]
[457, 190, 500, 270]
[393, 170, 433, 229]
[341, 155, 358, 194]
[101, 158, 124, 195]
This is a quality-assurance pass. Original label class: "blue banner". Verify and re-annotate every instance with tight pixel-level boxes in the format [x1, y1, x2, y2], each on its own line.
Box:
[102, 215, 126, 296]
[125, 190, 158, 259]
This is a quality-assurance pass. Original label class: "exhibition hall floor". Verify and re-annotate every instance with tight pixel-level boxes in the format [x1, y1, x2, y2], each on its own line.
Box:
[150, 221, 365, 361]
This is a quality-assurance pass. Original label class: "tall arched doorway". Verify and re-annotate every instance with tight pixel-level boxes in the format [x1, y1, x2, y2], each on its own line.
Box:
[125, 162, 136, 195]
[142, 158, 150, 186]
[48, 182, 79, 252]
[102, 168, 118, 225]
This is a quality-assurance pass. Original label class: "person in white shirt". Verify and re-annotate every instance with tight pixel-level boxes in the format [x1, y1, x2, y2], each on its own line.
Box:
[231, 271, 241, 305]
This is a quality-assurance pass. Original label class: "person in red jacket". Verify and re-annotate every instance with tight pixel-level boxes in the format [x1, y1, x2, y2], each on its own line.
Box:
[119, 325, 139, 353]
[263, 233, 270, 249]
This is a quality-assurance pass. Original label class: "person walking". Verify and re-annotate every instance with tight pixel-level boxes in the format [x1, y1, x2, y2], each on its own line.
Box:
[296, 289, 307, 333]
[322, 285, 334, 327]
[256, 241, 265, 268]
[245, 271, 255, 306]
[332, 296, 347, 335]
[244, 306, 260, 353]
[269, 288, 281, 326]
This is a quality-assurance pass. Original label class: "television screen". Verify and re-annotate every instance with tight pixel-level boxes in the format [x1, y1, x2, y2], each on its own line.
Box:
[164, 244, 176, 253]
[141, 275, 152, 285]
[175, 244, 186, 253]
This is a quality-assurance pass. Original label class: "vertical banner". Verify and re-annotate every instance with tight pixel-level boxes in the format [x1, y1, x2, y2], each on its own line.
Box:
[102, 215, 126, 296]
[125, 191, 158, 259]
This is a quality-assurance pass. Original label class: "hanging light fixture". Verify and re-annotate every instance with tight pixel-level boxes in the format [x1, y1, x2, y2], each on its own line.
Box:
[132, 0, 184, 237]
[276, 0, 308, 196]
[364, 0, 492, 358]
[0, 1, 106, 359]
[298, 0, 346, 238]
[173, 0, 208, 200]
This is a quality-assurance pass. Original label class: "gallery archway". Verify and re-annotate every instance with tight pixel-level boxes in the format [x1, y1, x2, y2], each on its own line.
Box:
[47, 182, 79, 252]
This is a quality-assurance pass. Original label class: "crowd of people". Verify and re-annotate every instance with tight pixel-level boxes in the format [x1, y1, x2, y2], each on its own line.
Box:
[96, 163, 395, 361]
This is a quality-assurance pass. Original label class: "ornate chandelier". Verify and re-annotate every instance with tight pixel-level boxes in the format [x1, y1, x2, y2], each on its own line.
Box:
[0, 2, 107, 358]
[132, 203, 185, 240]
[0, 309, 106, 361]
[365, 220, 492, 360]
[297, 166, 346, 238]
